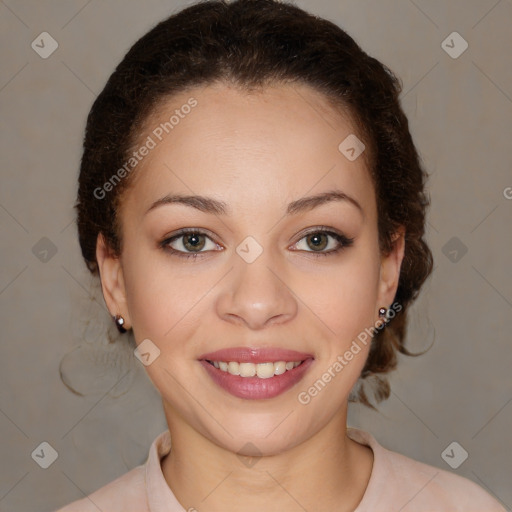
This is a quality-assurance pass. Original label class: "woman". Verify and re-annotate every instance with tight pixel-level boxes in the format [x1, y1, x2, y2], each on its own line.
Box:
[56, 0, 506, 510]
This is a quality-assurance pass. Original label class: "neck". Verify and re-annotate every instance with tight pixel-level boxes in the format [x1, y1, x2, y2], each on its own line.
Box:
[160, 404, 373, 512]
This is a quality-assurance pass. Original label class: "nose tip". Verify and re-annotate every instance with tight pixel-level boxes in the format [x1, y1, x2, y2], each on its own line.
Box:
[216, 255, 298, 330]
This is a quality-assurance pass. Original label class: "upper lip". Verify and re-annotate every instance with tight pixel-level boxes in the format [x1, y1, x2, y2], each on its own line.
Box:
[198, 347, 314, 364]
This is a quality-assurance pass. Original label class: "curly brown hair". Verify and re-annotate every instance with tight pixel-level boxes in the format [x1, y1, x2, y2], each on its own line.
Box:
[74, 0, 434, 408]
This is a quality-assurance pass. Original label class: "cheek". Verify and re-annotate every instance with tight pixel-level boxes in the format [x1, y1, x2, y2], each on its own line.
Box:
[297, 247, 381, 346]
[122, 249, 221, 355]
[122, 255, 204, 397]
[122, 250, 192, 341]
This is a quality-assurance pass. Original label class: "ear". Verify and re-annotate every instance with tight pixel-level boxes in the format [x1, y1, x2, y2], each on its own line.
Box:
[96, 232, 131, 329]
[376, 226, 405, 312]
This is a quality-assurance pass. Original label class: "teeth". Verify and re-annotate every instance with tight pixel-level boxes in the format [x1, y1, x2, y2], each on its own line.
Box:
[227, 361, 240, 375]
[209, 360, 304, 378]
[256, 362, 274, 379]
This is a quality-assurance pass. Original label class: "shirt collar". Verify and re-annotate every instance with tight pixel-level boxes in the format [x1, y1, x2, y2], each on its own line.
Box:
[145, 429, 185, 512]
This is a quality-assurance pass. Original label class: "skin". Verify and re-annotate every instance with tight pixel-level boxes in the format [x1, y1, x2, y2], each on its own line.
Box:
[96, 81, 405, 512]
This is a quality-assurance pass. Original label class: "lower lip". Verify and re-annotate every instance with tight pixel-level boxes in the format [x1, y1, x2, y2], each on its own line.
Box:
[199, 358, 314, 400]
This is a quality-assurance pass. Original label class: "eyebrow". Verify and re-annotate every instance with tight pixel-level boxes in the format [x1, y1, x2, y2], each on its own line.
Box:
[144, 189, 364, 217]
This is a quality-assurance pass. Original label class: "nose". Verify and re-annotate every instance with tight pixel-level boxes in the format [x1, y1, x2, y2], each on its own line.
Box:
[215, 247, 298, 330]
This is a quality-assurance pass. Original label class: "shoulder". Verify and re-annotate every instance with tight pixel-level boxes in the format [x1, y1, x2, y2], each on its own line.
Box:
[53, 465, 147, 512]
[385, 447, 506, 511]
[53, 429, 175, 512]
[347, 428, 507, 512]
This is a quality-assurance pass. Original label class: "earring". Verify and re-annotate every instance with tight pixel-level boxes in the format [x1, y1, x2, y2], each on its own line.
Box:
[114, 314, 127, 333]
[377, 307, 388, 329]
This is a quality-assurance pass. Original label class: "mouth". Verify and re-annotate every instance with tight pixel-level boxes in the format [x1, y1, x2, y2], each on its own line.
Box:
[198, 347, 315, 400]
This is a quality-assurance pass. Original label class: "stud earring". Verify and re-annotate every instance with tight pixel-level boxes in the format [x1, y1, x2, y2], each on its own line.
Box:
[114, 314, 127, 333]
[377, 307, 388, 329]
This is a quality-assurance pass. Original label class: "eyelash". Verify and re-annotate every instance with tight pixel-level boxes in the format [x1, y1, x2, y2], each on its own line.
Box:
[159, 227, 354, 261]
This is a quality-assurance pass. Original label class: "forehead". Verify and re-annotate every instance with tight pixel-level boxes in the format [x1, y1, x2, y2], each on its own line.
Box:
[120, 81, 375, 220]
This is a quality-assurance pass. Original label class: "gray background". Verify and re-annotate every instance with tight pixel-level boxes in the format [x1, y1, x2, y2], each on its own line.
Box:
[1, 0, 511, 511]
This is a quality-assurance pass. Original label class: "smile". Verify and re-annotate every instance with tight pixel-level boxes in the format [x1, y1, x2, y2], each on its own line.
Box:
[199, 356, 314, 400]
[206, 360, 304, 378]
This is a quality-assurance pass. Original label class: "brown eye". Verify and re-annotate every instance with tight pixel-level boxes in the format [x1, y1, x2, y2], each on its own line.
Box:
[161, 229, 220, 259]
[182, 233, 206, 252]
[293, 228, 354, 256]
[306, 232, 328, 251]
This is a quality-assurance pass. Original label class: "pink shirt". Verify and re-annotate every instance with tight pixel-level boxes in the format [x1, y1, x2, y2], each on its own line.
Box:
[55, 427, 506, 511]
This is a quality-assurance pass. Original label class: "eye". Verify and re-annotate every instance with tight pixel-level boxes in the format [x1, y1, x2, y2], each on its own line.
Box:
[160, 229, 221, 260]
[160, 226, 354, 260]
[292, 227, 354, 256]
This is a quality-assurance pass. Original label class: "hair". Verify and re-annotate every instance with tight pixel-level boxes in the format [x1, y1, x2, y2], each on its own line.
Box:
[74, 0, 434, 408]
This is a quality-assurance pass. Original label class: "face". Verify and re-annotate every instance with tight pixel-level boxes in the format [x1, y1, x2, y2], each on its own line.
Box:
[96, 81, 404, 456]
